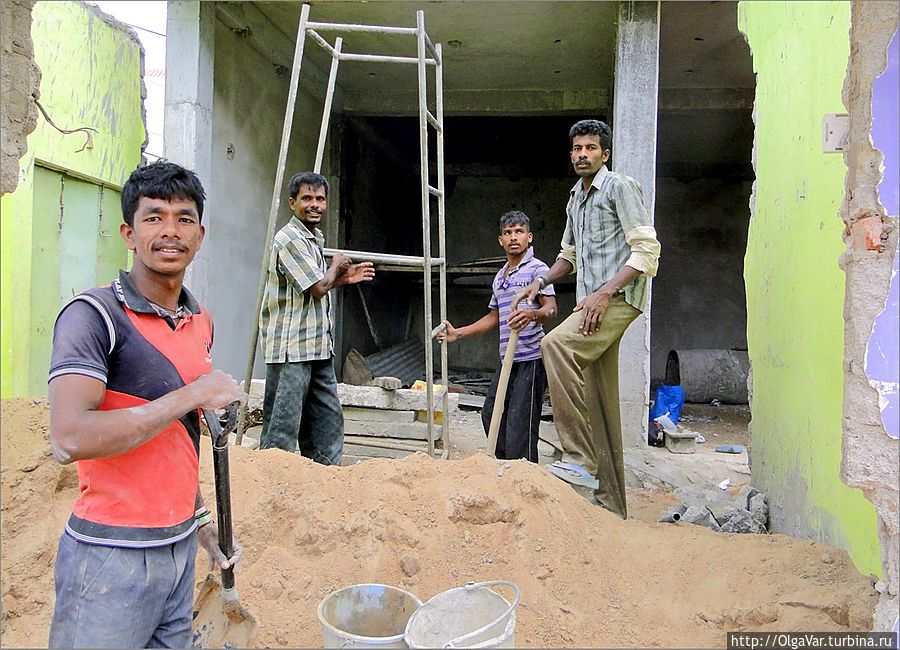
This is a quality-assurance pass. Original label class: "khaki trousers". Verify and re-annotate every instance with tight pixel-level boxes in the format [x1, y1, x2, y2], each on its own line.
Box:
[541, 294, 639, 518]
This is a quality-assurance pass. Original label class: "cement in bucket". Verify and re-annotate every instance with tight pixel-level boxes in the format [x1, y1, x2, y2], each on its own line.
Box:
[318, 583, 423, 648]
[404, 580, 519, 649]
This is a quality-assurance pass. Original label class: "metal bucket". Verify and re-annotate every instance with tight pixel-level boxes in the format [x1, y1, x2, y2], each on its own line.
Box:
[404, 580, 519, 649]
[319, 584, 424, 648]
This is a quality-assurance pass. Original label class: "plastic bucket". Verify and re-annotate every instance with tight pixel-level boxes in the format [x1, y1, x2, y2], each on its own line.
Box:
[404, 580, 519, 649]
[319, 584, 424, 649]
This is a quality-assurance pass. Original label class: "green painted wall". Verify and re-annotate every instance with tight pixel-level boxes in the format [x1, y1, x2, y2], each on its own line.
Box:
[738, 1, 880, 577]
[1, 1, 145, 397]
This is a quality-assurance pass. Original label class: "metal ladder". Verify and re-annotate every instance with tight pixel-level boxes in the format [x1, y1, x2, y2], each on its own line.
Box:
[237, 4, 450, 459]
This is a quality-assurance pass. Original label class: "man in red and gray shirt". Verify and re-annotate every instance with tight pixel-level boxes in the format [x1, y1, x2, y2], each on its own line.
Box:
[438, 210, 557, 462]
[47, 161, 247, 648]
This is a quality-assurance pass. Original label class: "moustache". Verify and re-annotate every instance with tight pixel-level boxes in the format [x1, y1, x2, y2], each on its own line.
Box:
[153, 241, 187, 252]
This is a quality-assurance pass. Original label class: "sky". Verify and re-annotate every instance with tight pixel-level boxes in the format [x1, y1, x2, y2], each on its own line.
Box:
[88, 1, 167, 161]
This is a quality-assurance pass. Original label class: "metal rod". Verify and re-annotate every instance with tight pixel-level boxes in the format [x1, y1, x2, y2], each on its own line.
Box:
[237, 3, 310, 445]
[305, 20, 417, 35]
[427, 185, 443, 197]
[425, 109, 441, 132]
[355, 284, 384, 350]
[338, 53, 435, 66]
[435, 41, 450, 460]
[314, 36, 342, 173]
[344, 436, 435, 454]
[416, 10, 435, 457]
[424, 33, 439, 61]
[323, 247, 444, 266]
[307, 29, 339, 57]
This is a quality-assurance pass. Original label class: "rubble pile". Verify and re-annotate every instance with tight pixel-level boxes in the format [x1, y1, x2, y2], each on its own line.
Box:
[659, 484, 768, 533]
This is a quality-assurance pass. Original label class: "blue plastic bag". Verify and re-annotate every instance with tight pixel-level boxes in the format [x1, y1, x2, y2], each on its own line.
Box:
[650, 384, 685, 426]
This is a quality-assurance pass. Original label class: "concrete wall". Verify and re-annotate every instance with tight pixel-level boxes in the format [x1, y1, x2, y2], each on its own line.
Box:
[0, 0, 40, 196]
[651, 110, 753, 384]
[0, 1, 145, 397]
[198, 13, 333, 379]
[336, 115, 583, 373]
[839, 1, 899, 631]
[738, 1, 881, 577]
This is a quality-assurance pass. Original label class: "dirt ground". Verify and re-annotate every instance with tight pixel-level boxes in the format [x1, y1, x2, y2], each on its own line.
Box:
[678, 403, 752, 448]
[0, 398, 878, 648]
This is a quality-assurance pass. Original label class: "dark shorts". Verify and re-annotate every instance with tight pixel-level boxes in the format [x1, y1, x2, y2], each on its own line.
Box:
[481, 358, 547, 463]
[49, 532, 197, 649]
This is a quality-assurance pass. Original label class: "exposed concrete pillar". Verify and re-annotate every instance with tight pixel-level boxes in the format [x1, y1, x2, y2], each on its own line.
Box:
[164, 1, 214, 303]
[612, 1, 660, 448]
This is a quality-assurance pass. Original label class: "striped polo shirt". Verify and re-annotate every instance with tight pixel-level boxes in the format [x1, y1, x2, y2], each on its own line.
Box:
[259, 217, 333, 363]
[48, 270, 213, 547]
[489, 247, 555, 363]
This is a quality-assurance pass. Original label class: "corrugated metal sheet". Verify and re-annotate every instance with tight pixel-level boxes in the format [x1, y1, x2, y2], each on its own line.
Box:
[365, 338, 426, 387]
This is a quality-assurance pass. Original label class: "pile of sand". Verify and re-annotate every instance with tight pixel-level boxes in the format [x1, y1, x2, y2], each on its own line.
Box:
[1, 398, 877, 647]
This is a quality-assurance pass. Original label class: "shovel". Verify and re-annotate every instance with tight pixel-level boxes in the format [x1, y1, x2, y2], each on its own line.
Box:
[193, 404, 260, 648]
[485, 296, 523, 457]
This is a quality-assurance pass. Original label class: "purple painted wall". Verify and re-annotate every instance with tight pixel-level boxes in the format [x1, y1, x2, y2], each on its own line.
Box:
[865, 29, 899, 441]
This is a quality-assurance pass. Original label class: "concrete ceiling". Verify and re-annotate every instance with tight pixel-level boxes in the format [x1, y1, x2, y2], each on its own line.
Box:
[218, 1, 752, 115]
[226, 1, 619, 115]
[658, 1, 755, 111]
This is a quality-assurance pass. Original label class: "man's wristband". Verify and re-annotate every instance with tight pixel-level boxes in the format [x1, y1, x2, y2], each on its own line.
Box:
[195, 506, 213, 529]
[536, 276, 547, 289]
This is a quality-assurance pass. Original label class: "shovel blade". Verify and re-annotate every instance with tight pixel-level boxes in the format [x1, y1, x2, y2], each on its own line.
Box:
[192, 574, 260, 648]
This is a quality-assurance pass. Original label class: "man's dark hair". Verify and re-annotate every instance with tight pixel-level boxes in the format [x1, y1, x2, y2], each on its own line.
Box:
[499, 210, 530, 232]
[568, 119, 612, 151]
[289, 172, 329, 199]
[121, 160, 206, 227]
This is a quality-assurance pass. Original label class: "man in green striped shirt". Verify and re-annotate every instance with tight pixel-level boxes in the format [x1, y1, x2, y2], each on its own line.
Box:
[258, 172, 374, 463]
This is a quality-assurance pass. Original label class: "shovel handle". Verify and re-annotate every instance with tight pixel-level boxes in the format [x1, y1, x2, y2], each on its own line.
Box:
[485, 295, 523, 458]
[203, 404, 239, 591]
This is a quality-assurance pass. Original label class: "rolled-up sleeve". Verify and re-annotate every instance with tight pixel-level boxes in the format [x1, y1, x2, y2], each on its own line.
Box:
[613, 176, 660, 277]
[624, 225, 661, 277]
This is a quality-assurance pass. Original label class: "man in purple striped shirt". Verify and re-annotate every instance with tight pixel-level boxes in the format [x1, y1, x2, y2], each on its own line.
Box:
[438, 211, 557, 462]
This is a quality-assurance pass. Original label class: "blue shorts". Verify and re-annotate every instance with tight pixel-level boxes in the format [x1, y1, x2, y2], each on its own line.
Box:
[49, 532, 197, 649]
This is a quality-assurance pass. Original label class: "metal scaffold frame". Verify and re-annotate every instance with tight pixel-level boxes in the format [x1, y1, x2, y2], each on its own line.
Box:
[236, 4, 450, 459]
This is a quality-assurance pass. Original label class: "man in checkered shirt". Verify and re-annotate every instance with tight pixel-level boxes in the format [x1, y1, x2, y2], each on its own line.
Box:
[258, 172, 374, 463]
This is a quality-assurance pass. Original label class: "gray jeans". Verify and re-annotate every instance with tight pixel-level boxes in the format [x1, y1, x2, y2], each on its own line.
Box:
[49, 532, 197, 648]
[260, 358, 344, 465]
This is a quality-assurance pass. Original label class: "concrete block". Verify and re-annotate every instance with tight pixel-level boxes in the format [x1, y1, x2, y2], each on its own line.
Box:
[664, 429, 696, 454]
[720, 509, 766, 534]
[337, 384, 459, 412]
[674, 484, 733, 510]
[343, 407, 416, 423]
[736, 484, 760, 510]
[344, 420, 433, 441]
[680, 506, 721, 532]
[707, 502, 743, 526]
[369, 376, 402, 390]
[749, 492, 769, 529]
